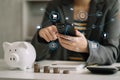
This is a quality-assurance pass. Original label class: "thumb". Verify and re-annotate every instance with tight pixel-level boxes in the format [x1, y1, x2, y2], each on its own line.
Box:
[75, 30, 83, 37]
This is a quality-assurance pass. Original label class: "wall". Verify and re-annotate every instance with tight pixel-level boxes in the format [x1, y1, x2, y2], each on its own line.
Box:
[0, 0, 49, 59]
[0, 0, 23, 58]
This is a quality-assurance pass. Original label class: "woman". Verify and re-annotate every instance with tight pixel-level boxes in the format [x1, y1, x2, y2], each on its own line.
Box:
[32, 0, 120, 65]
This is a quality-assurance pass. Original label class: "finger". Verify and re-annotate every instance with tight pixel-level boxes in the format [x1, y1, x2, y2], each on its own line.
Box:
[59, 39, 74, 51]
[59, 39, 82, 52]
[58, 37, 73, 46]
[58, 34, 75, 41]
[42, 32, 50, 42]
[39, 29, 51, 42]
[52, 33, 58, 40]
[44, 29, 53, 41]
[76, 30, 84, 37]
[48, 28, 57, 40]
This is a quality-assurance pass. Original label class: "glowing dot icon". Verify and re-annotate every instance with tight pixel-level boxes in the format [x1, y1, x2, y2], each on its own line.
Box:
[65, 17, 69, 20]
[104, 33, 107, 37]
[96, 11, 103, 17]
[111, 18, 115, 22]
[70, 8, 74, 11]
[103, 32, 108, 39]
[92, 24, 96, 29]
[40, 8, 45, 12]
[71, 23, 74, 26]
[36, 25, 41, 29]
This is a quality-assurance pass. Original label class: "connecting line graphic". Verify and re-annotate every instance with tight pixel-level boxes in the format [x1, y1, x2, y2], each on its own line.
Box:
[39, 10, 60, 51]
[100, 18, 115, 27]
[37, 9, 116, 51]
[39, 10, 60, 29]
[89, 11, 103, 17]
[87, 17, 115, 31]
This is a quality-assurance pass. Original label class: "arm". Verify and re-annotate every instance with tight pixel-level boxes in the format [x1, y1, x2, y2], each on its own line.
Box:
[87, 0, 120, 65]
[57, 0, 120, 65]
[31, 1, 59, 61]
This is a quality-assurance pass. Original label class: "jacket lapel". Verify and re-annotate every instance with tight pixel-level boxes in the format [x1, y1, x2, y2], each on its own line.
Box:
[86, 0, 105, 39]
[87, 0, 97, 28]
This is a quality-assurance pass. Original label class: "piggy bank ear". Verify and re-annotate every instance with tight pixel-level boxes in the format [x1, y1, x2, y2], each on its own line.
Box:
[18, 43, 27, 49]
[3, 42, 11, 49]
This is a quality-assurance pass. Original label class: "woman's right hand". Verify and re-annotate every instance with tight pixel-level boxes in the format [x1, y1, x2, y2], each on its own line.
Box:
[39, 25, 58, 42]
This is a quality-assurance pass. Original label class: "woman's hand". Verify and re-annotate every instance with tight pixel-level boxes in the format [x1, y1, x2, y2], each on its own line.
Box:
[39, 25, 58, 42]
[58, 30, 89, 53]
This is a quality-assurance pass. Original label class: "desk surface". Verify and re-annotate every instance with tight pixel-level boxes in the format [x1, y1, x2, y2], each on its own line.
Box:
[0, 59, 120, 80]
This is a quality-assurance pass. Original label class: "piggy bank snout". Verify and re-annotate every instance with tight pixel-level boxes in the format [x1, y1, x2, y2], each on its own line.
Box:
[8, 53, 19, 63]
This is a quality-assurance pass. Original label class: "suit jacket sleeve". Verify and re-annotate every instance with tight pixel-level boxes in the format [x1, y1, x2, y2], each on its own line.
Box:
[31, 1, 55, 61]
[87, 0, 120, 65]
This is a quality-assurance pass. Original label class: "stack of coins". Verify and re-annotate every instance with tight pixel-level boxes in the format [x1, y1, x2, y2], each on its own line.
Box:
[63, 70, 69, 74]
[53, 67, 60, 74]
[34, 63, 40, 73]
[44, 66, 50, 73]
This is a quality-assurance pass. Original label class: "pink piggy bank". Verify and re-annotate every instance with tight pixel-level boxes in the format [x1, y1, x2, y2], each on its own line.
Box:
[3, 42, 36, 71]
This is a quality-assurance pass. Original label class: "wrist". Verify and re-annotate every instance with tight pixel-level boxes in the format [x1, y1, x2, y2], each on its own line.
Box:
[77, 40, 89, 53]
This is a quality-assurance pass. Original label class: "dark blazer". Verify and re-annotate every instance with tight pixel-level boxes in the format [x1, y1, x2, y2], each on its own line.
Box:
[31, 0, 120, 65]
[117, 39, 120, 62]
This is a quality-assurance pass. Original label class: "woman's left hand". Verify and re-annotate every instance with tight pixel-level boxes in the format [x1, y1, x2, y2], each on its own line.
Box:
[58, 30, 89, 53]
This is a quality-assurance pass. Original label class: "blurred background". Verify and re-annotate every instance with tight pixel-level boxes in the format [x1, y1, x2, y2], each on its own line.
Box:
[0, 0, 51, 59]
[0, 0, 120, 59]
